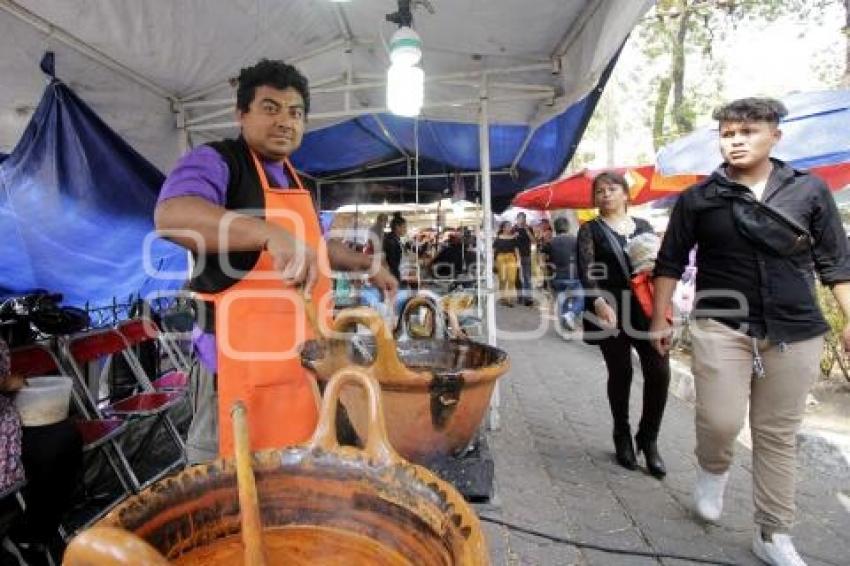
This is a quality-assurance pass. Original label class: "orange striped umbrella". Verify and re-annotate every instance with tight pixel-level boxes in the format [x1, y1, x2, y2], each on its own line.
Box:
[511, 165, 699, 210]
[511, 162, 850, 211]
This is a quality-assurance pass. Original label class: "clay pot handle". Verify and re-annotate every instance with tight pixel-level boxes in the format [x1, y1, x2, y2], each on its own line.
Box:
[63, 526, 169, 565]
[309, 367, 400, 467]
[398, 293, 447, 339]
[331, 307, 407, 378]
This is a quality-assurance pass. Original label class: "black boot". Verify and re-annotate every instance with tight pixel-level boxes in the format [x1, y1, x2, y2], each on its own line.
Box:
[635, 436, 666, 479]
[613, 431, 637, 470]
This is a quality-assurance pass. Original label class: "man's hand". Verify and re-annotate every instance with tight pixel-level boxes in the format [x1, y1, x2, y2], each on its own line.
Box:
[649, 317, 674, 356]
[0, 374, 26, 393]
[594, 298, 617, 329]
[264, 229, 319, 295]
[370, 265, 399, 300]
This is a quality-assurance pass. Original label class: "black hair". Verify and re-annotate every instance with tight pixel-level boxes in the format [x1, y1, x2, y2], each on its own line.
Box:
[712, 97, 788, 125]
[498, 221, 512, 234]
[390, 212, 406, 231]
[553, 216, 570, 234]
[236, 59, 310, 115]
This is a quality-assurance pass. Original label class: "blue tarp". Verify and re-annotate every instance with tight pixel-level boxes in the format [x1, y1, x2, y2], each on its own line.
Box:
[293, 50, 616, 211]
[0, 80, 186, 307]
[657, 89, 850, 175]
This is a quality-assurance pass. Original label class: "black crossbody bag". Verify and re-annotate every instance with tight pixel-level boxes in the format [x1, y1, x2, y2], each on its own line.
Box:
[715, 187, 812, 257]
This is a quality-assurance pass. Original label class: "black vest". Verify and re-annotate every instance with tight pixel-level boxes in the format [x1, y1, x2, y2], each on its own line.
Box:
[187, 137, 271, 295]
[187, 138, 291, 333]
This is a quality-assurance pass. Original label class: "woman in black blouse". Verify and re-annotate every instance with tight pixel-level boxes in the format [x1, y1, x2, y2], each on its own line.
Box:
[577, 172, 670, 478]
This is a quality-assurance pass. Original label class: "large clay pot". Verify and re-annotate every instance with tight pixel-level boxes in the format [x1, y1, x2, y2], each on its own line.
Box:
[301, 307, 509, 464]
[63, 368, 488, 565]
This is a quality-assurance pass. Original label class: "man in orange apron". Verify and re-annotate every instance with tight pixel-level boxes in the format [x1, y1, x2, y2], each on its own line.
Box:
[155, 59, 398, 461]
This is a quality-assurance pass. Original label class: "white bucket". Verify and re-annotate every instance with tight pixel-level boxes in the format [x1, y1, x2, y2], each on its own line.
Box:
[13, 375, 73, 427]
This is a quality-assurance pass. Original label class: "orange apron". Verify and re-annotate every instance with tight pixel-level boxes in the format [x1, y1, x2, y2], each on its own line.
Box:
[198, 151, 331, 457]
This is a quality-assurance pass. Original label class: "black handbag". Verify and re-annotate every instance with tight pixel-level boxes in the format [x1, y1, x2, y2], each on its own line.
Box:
[716, 187, 812, 257]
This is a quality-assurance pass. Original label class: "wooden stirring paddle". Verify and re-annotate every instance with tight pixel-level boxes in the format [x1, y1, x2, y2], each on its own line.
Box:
[231, 401, 268, 566]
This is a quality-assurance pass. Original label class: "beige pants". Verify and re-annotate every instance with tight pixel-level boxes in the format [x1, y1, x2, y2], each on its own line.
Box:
[690, 318, 823, 533]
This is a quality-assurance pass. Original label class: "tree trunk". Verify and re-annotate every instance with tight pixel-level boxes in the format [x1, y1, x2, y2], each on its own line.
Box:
[653, 76, 672, 151]
[671, 3, 693, 135]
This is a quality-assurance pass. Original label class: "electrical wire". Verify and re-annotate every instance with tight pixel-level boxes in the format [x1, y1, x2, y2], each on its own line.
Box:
[479, 514, 738, 566]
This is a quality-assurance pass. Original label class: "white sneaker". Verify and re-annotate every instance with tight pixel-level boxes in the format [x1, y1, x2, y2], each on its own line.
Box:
[752, 529, 807, 565]
[693, 466, 729, 522]
[563, 311, 576, 331]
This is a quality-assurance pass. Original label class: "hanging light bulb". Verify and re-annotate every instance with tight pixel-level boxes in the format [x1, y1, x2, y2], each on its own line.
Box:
[387, 25, 424, 117]
[387, 63, 423, 117]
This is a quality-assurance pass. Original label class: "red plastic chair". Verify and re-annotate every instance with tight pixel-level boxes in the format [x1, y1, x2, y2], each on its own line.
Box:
[151, 370, 189, 391]
[116, 318, 191, 379]
[61, 329, 186, 492]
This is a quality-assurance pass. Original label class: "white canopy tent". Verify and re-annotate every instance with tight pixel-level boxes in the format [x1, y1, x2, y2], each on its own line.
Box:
[0, 0, 652, 425]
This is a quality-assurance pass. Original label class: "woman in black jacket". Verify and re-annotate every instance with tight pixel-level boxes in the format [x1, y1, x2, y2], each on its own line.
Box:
[577, 171, 670, 478]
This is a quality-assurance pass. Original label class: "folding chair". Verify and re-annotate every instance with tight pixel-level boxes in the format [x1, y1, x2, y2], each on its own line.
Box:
[9, 344, 132, 530]
[59, 329, 186, 492]
[114, 319, 189, 393]
[156, 310, 195, 375]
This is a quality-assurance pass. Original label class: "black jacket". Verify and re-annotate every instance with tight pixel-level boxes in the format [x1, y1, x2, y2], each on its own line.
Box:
[655, 159, 850, 343]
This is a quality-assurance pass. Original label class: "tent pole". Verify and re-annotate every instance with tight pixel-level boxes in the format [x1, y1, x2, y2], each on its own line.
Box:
[414, 118, 421, 287]
[187, 92, 554, 133]
[317, 169, 512, 184]
[479, 75, 500, 430]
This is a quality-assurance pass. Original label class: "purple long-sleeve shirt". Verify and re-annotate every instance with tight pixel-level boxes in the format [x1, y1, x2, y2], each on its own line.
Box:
[158, 145, 291, 373]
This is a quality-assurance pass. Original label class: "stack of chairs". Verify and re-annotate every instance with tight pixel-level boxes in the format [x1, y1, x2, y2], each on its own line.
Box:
[9, 344, 131, 531]
[60, 324, 187, 493]
[9, 316, 191, 537]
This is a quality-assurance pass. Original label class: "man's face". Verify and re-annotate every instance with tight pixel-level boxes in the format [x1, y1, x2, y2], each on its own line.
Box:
[718, 120, 781, 171]
[516, 213, 526, 226]
[238, 85, 306, 161]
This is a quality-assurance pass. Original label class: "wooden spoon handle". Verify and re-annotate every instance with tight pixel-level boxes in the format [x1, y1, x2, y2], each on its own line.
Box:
[301, 291, 324, 340]
[231, 401, 267, 566]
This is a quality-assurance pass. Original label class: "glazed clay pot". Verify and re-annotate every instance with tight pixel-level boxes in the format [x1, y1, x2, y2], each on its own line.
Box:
[63, 368, 488, 565]
[301, 307, 509, 464]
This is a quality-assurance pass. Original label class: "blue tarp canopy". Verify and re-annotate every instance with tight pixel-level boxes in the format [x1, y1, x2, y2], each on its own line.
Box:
[658, 89, 850, 175]
[0, 80, 186, 306]
[0, 0, 652, 310]
[293, 71, 609, 212]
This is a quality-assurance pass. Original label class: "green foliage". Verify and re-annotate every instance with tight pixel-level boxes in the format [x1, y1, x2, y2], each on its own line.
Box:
[817, 282, 848, 378]
[638, 0, 842, 151]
